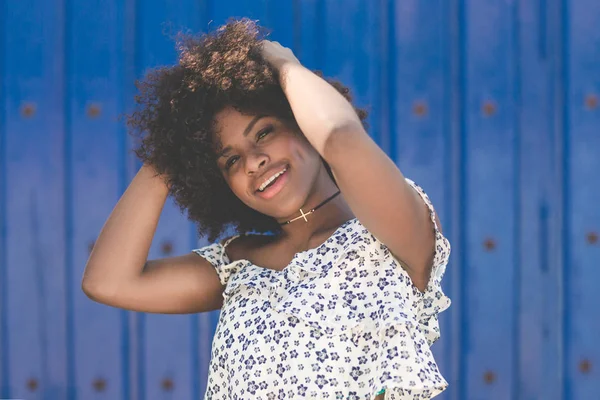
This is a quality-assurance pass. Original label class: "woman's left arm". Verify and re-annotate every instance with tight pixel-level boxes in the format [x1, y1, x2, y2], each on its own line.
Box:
[263, 41, 441, 292]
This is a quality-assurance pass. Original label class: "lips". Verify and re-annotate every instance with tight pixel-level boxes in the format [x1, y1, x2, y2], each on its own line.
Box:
[254, 164, 289, 192]
[254, 167, 290, 200]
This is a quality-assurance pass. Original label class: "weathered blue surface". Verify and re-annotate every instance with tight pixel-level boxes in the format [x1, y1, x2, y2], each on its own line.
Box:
[0, 0, 598, 399]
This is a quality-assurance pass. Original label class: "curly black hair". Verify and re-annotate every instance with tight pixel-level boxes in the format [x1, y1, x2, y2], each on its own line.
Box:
[127, 19, 368, 243]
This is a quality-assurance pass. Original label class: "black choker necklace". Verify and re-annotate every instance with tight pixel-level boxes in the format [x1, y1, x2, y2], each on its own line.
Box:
[279, 190, 341, 225]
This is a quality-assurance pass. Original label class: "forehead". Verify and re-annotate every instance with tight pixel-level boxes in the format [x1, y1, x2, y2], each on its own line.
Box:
[215, 107, 254, 132]
[213, 108, 257, 146]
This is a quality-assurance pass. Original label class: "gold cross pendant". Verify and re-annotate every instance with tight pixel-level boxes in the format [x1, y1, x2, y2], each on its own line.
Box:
[299, 208, 308, 222]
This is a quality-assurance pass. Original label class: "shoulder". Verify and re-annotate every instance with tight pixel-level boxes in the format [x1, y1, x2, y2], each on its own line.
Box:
[221, 233, 276, 263]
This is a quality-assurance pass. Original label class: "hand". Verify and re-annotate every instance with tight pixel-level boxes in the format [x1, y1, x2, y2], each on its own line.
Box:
[261, 40, 301, 71]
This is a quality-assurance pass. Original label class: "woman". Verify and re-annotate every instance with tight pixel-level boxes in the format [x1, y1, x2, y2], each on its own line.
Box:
[82, 20, 451, 399]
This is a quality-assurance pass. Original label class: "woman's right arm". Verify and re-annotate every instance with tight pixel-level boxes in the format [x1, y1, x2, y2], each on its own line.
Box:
[81, 164, 225, 314]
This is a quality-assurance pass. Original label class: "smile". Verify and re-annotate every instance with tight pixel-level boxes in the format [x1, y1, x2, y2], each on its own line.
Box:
[255, 166, 290, 200]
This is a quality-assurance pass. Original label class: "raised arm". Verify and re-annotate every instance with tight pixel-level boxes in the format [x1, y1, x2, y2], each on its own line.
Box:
[262, 41, 440, 292]
[81, 164, 224, 313]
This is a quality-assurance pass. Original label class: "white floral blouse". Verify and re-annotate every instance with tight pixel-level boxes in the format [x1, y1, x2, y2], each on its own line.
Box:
[193, 179, 451, 399]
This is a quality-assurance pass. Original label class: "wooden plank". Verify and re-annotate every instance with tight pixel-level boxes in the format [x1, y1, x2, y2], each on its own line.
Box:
[2, 0, 69, 398]
[296, 0, 323, 70]
[68, 1, 127, 399]
[516, 0, 562, 398]
[563, 0, 600, 397]
[265, 0, 295, 48]
[0, 1, 6, 397]
[462, 0, 519, 398]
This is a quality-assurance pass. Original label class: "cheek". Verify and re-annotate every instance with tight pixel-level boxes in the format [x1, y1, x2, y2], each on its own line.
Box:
[227, 175, 250, 199]
[291, 138, 320, 165]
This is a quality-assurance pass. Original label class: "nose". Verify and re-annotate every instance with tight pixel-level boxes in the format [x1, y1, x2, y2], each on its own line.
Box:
[245, 151, 269, 175]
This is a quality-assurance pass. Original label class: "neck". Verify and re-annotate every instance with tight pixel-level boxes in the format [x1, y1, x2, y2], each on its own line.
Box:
[278, 190, 341, 226]
[276, 190, 354, 247]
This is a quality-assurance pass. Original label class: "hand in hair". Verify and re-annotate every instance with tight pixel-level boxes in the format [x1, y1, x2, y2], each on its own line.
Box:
[260, 40, 301, 71]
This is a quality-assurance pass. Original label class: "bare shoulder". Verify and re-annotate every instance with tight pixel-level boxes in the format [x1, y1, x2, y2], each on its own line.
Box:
[223, 233, 278, 263]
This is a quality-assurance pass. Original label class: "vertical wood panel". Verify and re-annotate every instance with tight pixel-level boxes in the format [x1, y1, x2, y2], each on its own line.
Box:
[264, 0, 295, 48]
[447, 0, 466, 398]
[297, 0, 323, 70]
[564, 0, 600, 398]
[3, 0, 68, 398]
[517, 0, 562, 399]
[0, 0, 7, 397]
[462, 0, 519, 398]
[68, 1, 127, 399]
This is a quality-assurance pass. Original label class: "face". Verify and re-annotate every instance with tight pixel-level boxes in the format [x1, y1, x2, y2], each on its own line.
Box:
[213, 107, 333, 220]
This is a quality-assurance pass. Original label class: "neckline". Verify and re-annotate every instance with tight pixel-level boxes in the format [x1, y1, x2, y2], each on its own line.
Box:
[289, 216, 358, 260]
[228, 217, 358, 272]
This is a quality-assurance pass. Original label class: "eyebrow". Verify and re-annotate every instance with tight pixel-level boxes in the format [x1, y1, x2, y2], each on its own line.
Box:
[218, 115, 266, 158]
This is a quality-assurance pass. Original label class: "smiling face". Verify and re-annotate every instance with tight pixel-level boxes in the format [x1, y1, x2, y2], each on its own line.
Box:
[213, 106, 334, 222]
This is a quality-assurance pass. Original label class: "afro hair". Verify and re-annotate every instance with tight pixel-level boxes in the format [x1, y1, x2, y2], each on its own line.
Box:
[126, 19, 368, 243]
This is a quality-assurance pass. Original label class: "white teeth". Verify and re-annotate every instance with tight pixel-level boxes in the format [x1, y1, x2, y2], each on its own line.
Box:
[258, 167, 287, 192]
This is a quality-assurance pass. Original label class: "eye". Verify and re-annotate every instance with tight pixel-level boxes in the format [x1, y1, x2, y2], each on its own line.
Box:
[256, 125, 273, 140]
[225, 155, 239, 170]
[224, 126, 273, 171]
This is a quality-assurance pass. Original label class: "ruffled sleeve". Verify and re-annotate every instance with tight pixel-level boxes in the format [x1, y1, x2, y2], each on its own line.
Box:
[192, 235, 241, 287]
[404, 178, 452, 345]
